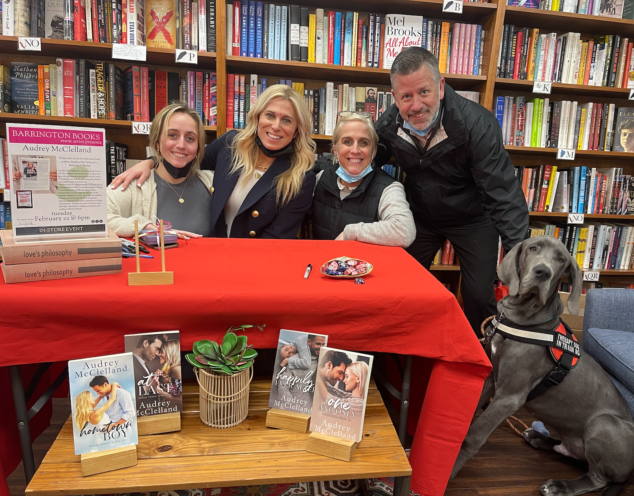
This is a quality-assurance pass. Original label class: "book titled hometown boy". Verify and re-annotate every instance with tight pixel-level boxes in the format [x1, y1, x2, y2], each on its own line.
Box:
[124, 330, 183, 418]
[309, 347, 373, 443]
[268, 330, 328, 415]
[68, 353, 138, 455]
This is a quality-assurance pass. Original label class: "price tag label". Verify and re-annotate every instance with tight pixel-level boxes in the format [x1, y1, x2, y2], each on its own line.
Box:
[629, 89, 634, 100]
[583, 270, 600, 282]
[18, 37, 42, 51]
[568, 213, 584, 224]
[176, 49, 198, 64]
[557, 148, 576, 160]
[533, 81, 552, 94]
[112, 43, 147, 62]
[442, 0, 463, 13]
[132, 122, 152, 135]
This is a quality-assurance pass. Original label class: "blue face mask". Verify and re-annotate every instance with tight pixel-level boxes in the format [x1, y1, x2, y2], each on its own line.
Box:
[402, 109, 439, 137]
[336, 164, 373, 183]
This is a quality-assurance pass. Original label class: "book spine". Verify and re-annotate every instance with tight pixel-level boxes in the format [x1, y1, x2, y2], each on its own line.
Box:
[315, 9, 324, 64]
[373, 14, 381, 69]
[247, 0, 255, 57]
[232, 1, 240, 55]
[280, 5, 287, 60]
[63, 59, 74, 116]
[240, 0, 248, 56]
[367, 13, 374, 68]
[254, 2, 262, 58]
[343, 11, 352, 66]
[308, 13, 316, 63]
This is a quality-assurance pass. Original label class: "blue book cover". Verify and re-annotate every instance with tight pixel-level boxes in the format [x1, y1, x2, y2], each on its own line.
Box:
[280, 6, 287, 60]
[4, 201, 11, 229]
[274, 6, 281, 60]
[572, 167, 580, 214]
[474, 25, 483, 76]
[11, 62, 39, 114]
[592, 173, 601, 213]
[248, 1, 256, 57]
[255, 2, 263, 58]
[422, 19, 428, 50]
[578, 166, 587, 213]
[241, 0, 249, 57]
[334, 12, 342, 65]
[506, 0, 539, 7]
[268, 4, 275, 59]
[343, 12, 353, 66]
[495, 97, 505, 129]
[0, 203, 5, 229]
[261, 77, 267, 92]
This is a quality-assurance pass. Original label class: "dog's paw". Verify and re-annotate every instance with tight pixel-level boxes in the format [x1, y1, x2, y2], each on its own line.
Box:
[540, 479, 571, 496]
[523, 428, 560, 451]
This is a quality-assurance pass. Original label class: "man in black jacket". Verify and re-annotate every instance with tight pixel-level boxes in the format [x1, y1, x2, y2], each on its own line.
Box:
[377, 47, 528, 335]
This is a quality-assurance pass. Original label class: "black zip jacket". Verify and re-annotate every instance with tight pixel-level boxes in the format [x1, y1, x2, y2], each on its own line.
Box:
[374, 84, 528, 253]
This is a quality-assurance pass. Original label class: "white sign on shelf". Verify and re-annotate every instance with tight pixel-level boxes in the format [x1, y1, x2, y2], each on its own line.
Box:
[175, 49, 198, 64]
[132, 122, 152, 135]
[568, 213, 584, 224]
[629, 89, 634, 101]
[18, 37, 42, 51]
[583, 270, 600, 282]
[112, 43, 147, 62]
[557, 148, 576, 160]
[442, 0, 463, 13]
[533, 81, 552, 94]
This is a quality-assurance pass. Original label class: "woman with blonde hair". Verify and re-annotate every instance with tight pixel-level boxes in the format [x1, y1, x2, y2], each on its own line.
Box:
[312, 113, 415, 247]
[155, 340, 183, 399]
[343, 361, 369, 399]
[111, 85, 316, 238]
[107, 102, 214, 238]
[74, 383, 120, 431]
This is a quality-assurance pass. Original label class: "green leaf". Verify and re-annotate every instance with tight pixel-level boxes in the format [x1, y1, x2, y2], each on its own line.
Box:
[228, 335, 248, 357]
[218, 364, 234, 375]
[195, 355, 210, 365]
[211, 341, 222, 359]
[241, 348, 258, 360]
[234, 362, 252, 371]
[197, 341, 216, 358]
[221, 332, 238, 356]
[185, 353, 208, 368]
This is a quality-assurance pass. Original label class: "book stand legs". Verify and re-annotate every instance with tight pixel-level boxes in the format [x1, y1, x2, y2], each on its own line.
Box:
[306, 432, 359, 461]
[80, 445, 138, 476]
[265, 408, 311, 433]
[128, 220, 174, 286]
[138, 412, 181, 436]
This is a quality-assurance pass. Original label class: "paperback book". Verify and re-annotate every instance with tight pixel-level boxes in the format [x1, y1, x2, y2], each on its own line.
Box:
[309, 347, 374, 443]
[124, 331, 183, 418]
[268, 330, 328, 415]
[68, 353, 138, 455]
[612, 107, 634, 152]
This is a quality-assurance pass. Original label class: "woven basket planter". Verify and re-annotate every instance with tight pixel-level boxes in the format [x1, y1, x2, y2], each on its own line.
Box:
[194, 365, 253, 428]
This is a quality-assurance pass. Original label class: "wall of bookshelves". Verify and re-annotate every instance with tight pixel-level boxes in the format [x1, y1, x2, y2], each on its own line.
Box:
[1, 0, 634, 285]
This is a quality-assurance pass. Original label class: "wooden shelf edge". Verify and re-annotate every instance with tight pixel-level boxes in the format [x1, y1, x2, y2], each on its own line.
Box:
[495, 78, 633, 96]
[529, 212, 634, 220]
[430, 264, 460, 271]
[505, 5, 634, 26]
[506, 146, 634, 158]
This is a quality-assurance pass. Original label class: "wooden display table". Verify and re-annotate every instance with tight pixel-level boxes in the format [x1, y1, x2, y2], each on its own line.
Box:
[25, 380, 412, 496]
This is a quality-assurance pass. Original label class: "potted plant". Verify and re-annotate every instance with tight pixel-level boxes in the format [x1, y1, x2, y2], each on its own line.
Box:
[187, 325, 263, 428]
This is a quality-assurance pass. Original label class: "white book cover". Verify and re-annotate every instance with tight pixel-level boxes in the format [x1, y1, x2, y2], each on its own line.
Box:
[226, 5, 233, 56]
[582, 103, 593, 150]
[540, 98, 549, 148]
[126, 0, 136, 44]
[342, 83, 349, 111]
[536, 35, 546, 81]
[587, 168, 597, 213]
[382, 14, 424, 70]
[323, 11, 329, 65]
[602, 226, 614, 269]
[594, 45, 606, 86]
[605, 103, 616, 150]
[348, 87, 355, 110]
[559, 101, 569, 148]
[525, 102, 533, 147]
[198, 0, 206, 51]
[561, 33, 573, 84]
[593, 225, 607, 268]
[68, 352, 138, 455]
[332, 94, 338, 132]
[325, 82, 334, 136]
[85, 0, 93, 41]
[315, 9, 324, 64]
[545, 33, 556, 82]
[3, 0, 15, 36]
[567, 101, 578, 149]
[623, 227, 634, 269]
[571, 39, 582, 84]
[89, 69, 97, 119]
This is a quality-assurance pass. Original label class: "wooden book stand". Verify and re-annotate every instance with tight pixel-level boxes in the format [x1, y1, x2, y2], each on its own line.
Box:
[128, 220, 174, 286]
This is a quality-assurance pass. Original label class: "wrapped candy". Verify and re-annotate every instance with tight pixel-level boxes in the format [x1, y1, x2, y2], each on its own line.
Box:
[354, 277, 365, 285]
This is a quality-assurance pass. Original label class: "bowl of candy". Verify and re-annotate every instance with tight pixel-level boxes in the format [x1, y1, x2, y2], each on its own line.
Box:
[320, 256, 373, 278]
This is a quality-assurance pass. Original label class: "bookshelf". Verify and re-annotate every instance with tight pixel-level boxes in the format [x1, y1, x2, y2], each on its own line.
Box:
[0, 0, 633, 287]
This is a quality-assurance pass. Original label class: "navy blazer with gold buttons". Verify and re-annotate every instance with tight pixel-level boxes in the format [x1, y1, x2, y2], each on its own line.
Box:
[202, 130, 316, 239]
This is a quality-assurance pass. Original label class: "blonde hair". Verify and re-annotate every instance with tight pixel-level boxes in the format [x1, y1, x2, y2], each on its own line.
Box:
[74, 391, 93, 431]
[347, 361, 370, 399]
[230, 84, 315, 205]
[149, 103, 206, 179]
[332, 114, 379, 152]
[161, 340, 181, 376]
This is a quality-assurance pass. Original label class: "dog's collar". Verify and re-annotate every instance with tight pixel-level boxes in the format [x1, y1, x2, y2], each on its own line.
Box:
[492, 313, 562, 345]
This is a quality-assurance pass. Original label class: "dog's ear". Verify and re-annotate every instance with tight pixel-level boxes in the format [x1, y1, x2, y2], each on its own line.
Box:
[565, 255, 582, 316]
[497, 241, 524, 296]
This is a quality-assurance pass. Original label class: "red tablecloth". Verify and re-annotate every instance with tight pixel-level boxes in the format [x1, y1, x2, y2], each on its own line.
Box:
[0, 239, 490, 496]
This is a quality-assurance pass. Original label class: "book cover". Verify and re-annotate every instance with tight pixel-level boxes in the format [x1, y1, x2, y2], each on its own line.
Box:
[124, 331, 182, 418]
[334, 11, 341, 65]
[309, 347, 374, 443]
[364, 87, 377, 121]
[233, 1, 241, 55]
[45, 0, 65, 38]
[289, 5, 300, 61]
[146, 0, 176, 48]
[247, 0, 255, 56]
[612, 107, 634, 152]
[268, 330, 328, 414]
[315, 8, 324, 64]
[68, 353, 138, 455]
[15, 0, 30, 37]
[343, 11, 353, 66]
[11, 62, 39, 115]
[382, 14, 424, 70]
[240, 0, 248, 56]
[300, 7, 309, 62]
[255, 1, 263, 57]
[280, 5, 287, 60]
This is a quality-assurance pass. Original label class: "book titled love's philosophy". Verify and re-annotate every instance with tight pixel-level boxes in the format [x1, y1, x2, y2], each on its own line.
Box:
[268, 330, 328, 415]
[124, 330, 183, 418]
[309, 347, 374, 443]
[68, 353, 138, 455]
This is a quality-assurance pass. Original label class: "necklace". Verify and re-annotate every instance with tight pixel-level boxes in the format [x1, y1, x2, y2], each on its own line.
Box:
[162, 176, 188, 203]
[254, 163, 271, 180]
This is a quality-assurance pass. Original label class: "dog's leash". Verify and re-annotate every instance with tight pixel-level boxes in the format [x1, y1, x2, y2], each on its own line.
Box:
[479, 313, 500, 345]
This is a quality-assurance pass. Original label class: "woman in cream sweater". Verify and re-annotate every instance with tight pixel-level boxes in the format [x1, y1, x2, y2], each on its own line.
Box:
[107, 103, 214, 238]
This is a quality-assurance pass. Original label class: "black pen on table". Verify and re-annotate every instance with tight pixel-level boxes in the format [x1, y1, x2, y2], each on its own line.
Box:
[304, 264, 312, 279]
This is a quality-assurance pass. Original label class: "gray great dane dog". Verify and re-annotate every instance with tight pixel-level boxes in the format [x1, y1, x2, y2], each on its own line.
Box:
[450, 235, 634, 496]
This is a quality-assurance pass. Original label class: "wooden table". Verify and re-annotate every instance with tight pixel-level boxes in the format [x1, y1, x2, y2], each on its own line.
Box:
[25, 380, 412, 496]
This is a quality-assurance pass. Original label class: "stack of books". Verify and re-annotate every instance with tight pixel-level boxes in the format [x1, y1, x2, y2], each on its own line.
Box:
[507, 0, 634, 20]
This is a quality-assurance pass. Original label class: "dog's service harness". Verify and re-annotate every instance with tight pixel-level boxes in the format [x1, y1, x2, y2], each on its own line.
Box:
[487, 312, 581, 402]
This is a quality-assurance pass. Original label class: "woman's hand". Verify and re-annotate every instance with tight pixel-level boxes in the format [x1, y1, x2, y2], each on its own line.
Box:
[111, 383, 120, 398]
[280, 358, 289, 367]
[174, 230, 203, 239]
[50, 171, 58, 182]
[13, 171, 22, 180]
[110, 159, 154, 191]
[335, 233, 345, 240]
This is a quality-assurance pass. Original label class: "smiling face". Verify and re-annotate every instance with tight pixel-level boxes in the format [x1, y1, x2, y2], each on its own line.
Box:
[257, 98, 298, 151]
[308, 336, 326, 356]
[142, 338, 163, 362]
[391, 67, 444, 132]
[333, 121, 376, 177]
[159, 113, 199, 168]
[620, 126, 634, 152]
[280, 344, 297, 359]
[325, 362, 346, 385]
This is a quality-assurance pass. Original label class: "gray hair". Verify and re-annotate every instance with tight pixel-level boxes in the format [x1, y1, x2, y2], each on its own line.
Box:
[390, 47, 441, 88]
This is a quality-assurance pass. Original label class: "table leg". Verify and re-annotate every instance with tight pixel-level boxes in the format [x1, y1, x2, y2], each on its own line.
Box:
[9, 365, 36, 484]
[393, 475, 411, 496]
[398, 356, 413, 446]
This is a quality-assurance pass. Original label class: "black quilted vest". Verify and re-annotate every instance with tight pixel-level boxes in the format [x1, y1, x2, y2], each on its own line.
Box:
[312, 166, 396, 240]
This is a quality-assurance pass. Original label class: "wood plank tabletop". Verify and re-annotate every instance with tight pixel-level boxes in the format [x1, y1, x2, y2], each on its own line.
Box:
[26, 380, 411, 496]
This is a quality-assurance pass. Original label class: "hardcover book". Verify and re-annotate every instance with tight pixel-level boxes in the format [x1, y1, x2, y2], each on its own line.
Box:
[10, 62, 39, 114]
[44, 0, 64, 39]
[612, 107, 634, 153]
[382, 14, 424, 70]
[268, 330, 328, 415]
[68, 353, 138, 455]
[145, 0, 176, 48]
[124, 331, 183, 418]
[309, 347, 374, 443]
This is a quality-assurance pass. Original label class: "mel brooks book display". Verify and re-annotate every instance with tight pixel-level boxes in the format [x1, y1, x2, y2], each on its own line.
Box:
[268, 330, 328, 414]
[309, 347, 374, 442]
[68, 353, 138, 455]
[124, 331, 183, 418]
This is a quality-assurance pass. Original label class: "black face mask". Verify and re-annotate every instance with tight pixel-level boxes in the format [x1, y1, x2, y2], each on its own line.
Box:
[162, 157, 195, 179]
[255, 135, 294, 158]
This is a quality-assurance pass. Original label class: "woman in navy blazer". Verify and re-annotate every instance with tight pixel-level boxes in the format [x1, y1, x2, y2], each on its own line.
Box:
[111, 85, 316, 239]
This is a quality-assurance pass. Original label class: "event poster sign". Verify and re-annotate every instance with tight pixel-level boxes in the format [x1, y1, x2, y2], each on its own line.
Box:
[68, 353, 138, 456]
[268, 330, 328, 414]
[6, 123, 108, 241]
[309, 347, 374, 442]
[124, 331, 183, 418]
